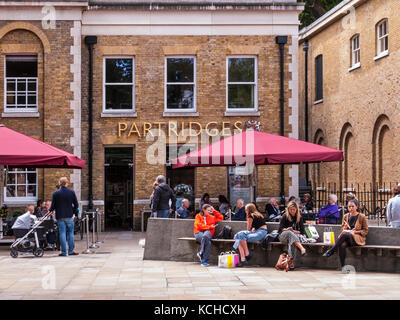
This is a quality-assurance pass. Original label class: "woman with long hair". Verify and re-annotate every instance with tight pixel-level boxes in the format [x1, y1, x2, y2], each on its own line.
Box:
[322, 199, 368, 273]
[278, 201, 307, 269]
[193, 204, 224, 266]
[233, 203, 268, 267]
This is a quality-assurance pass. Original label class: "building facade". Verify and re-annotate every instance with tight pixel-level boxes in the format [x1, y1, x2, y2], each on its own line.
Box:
[0, 0, 303, 230]
[298, 0, 400, 191]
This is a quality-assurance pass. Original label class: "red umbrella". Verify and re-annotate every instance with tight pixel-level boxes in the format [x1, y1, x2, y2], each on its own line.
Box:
[0, 125, 85, 169]
[172, 130, 343, 168]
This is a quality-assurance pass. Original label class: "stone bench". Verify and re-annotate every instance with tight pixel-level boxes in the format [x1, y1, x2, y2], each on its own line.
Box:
[144, 218, 400, 273]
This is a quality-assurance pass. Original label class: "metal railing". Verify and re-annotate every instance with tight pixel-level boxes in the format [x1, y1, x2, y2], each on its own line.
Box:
[81, 209, 103, 254]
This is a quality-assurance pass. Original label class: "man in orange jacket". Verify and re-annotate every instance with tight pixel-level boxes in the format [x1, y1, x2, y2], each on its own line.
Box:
[194, 204, 224, 266]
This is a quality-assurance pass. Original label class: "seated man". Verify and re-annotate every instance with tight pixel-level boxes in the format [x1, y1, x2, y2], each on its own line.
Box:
[11, 205, 37, 238]
[317, 194, 340, 224]
[177, 198, 191, 219]
[232, 199, 246, 221]
[300, 193, 314, 211]
[265, 197, 281, 220]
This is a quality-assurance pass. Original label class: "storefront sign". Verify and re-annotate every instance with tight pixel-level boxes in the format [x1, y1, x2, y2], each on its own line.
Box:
[117, 121, 243, 138]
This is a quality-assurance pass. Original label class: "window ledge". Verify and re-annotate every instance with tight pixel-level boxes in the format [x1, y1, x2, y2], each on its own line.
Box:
[374, 51, 389, 61]
[224, 111, 260, 117]
[163, 111, 199, 117]
[2, 112, 40, 118]
[101, 112, 137, 118]
[4, 200, 38, 207]
[314, 99, 323, 105]
[348, 63, 361, 72]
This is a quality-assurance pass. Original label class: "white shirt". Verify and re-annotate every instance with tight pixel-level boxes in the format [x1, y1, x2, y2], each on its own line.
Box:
[12, 212, 37, 229]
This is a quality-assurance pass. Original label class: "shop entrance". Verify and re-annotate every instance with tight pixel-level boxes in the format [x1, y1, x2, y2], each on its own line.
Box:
[104, 147, 134, 231]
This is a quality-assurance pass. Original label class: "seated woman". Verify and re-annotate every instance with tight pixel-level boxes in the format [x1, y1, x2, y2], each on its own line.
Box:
[200, 193, 211, 208]
[317, 194, 340, 224]
[322, 199, 368, 273]
[217, 195, 231, 219]
[278, 201, 307, 270]
[233, 203, 268, 267]
[193, 204, 224, 266]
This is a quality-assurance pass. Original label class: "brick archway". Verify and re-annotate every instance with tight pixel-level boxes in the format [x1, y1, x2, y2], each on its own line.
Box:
[339, 123, 354, 189]
[0, 22, 51, 53]
[372, 114, 392, 186]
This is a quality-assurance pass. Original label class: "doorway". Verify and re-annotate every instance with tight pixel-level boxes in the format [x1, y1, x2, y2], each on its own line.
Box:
[104, 147, 134, 231]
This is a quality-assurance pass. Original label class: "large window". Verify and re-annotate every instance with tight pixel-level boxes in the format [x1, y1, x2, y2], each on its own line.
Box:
[5, 55, 38, 112]
[4, 168, 37, 202]
[227, 56, 257, 110]
[350, 34, 360, 67]
[315, 55, 323, 102]
[376, 19, 388, 57]
[103, 57, 135, 112]
[165, 57, 196, 111]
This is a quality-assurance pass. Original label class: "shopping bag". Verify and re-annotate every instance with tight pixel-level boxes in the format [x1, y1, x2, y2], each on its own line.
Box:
[323, 232, 335, 244]
[306, 226, 319, 239]
[218, 251, 239, 268]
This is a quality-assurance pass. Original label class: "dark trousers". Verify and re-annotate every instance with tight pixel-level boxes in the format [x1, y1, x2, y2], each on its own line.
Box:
[330, 232, 358, 267]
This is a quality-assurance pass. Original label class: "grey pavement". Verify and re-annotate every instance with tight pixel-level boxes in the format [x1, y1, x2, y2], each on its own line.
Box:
[0, 231, 399, 300]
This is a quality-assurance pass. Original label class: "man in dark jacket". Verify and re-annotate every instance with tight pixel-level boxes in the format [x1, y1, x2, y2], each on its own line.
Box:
[232, 199, 246, 221]
[49, 177, 79, 256]
[152, 175, 176, 218]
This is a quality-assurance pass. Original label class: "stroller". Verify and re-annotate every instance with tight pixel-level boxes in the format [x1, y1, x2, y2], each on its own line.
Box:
[10, 211, 53, 258]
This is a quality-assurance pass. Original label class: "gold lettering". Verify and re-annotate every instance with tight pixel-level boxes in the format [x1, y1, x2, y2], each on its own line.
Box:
[168, 121, 178, 137]
[128, 122, 141, 137]
[143, 122, 153, 137]
[180, 122, 185, 136]
[189, 122, 202, 136]
[221, 121, 231, 136]
[154, 122, 166, 136]
[118, 122, 128, 137]
[205, 121, 219, 137]
[234, 121, 243, 133]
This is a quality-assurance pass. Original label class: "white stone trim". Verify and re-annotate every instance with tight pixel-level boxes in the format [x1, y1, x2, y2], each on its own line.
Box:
[80, 200, 105, 206]
[69, 20, 82, 203]
[288, 35, 299, 199]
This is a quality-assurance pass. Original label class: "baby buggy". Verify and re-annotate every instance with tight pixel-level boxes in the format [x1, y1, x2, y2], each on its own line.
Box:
[10, 211, 52, 258]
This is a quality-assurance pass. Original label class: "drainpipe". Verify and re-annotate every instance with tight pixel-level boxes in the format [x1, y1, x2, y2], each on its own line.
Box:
[85, 36, 97, 210]
[276, 36, 288, 206]
[303, 40, 309, 185]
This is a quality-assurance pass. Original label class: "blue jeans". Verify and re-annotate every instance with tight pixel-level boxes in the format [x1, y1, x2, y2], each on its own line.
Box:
[194, 231, 212, 262]
[233, 228, 268, 250]
[57, 217, 75, 255]
[151, 209, 170, 218]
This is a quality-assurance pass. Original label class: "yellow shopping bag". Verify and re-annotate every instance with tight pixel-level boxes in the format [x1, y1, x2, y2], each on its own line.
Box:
[323, 232, 335, 245]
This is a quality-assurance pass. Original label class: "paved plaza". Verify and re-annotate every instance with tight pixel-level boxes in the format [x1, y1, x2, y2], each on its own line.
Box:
[0, 231, 399, 300]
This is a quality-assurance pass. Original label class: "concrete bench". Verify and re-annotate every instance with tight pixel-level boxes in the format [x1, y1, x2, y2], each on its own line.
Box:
[144, 218, 400, 273]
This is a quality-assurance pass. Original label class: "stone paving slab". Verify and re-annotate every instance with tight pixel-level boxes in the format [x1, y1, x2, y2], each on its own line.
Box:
[0, 231, 400, 300]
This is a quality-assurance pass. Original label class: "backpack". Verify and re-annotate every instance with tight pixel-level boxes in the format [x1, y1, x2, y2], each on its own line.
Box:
[260, 231, 280, 250]
[215, 225, 233, 239]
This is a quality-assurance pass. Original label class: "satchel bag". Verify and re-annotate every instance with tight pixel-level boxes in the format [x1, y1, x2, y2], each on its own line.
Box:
[275, 251, 292, 272]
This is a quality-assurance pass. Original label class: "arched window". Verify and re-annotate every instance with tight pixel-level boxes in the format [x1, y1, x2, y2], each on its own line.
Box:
[376, 19, 388, 57]
[350, 34, 360, 67]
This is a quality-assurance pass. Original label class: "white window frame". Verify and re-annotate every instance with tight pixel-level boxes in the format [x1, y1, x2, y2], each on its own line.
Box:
[4, 55, 38, 113]
[4, 168, 38, 203]
[102, 56, 135, 113]
[376, 19, 389, 57]
[164, 56, 196, 113]
[226, 55, 258, 112]
[350, 34, 360, 68]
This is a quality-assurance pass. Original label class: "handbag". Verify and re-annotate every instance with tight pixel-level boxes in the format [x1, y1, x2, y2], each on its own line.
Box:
[218, 251, 239, 268]
[214, 225, 233, 239]
[275, 251, 292, 272]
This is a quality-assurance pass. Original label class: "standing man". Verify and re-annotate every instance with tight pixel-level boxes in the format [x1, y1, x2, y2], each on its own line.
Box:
[387, 185, 400, 228]
[50, 177, 79, 256]
[152, 175, 176, 218]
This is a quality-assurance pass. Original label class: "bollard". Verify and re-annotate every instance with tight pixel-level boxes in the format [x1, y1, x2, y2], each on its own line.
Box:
[95, 209, 103, 244]
[81, 215, 94, 254]
[89, 210, 99, 249]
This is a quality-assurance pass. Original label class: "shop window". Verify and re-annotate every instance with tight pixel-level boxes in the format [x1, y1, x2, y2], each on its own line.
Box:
[4, 168, 38, 202]
[350, 34, 360, 67]
[165, 57, 196, 111]
[5, 55, 38, 112]
[315, 55, 323, 102]
[103, 57, 135, 112]
[376, 19, 388, 57]
[227, 56, 257, 110]
[228, 166, 256, 210]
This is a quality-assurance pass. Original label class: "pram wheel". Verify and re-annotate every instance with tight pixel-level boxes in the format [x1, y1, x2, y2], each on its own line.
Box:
[33, 248, 44, 257]
[10, 248, 18, 258]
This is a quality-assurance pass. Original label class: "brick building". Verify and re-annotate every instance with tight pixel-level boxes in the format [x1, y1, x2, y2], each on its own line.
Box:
[0, 0, 303, 230]
[298, 0, 400, 191]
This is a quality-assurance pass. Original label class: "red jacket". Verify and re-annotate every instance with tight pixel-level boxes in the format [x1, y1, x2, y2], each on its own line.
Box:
[194, 210, 224, 237]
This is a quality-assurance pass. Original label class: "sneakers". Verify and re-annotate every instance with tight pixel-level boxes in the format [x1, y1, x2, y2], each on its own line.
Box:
[245, 253, 253, 262]
[197, 251, 203, 262]
[237, 260, 248, 267]
[201, 261, 209, 267]
[323, 249, 334, 257]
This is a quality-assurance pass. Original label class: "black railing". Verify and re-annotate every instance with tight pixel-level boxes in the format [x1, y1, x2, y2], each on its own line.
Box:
[311, 182, 395, 225]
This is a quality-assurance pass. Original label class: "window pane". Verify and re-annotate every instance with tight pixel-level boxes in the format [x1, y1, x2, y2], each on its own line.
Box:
[167, 85, 194, 109]
[17, 185, 26, 197]
[228, 58, 255, 82]
[6, 186, 15, 198]
[17, 94, 26, 105]
[228, 84, 254, 109]
[27, 185, 36, 197]
[17, 80, 26, 91]
[7, 80, 15, 92]
[7, 173, 15, 184]
[27, 173, 36, 184]
[167, 58, 194, 83]
[28, 80, 36, 91]
[17, 173, 26, 184]
[7, 95, 15, 105]
[6, 59, 37, 77]
[28, 95, 36, 105]
[105, 85, 133, 110]
[105, 59, 133, 83]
